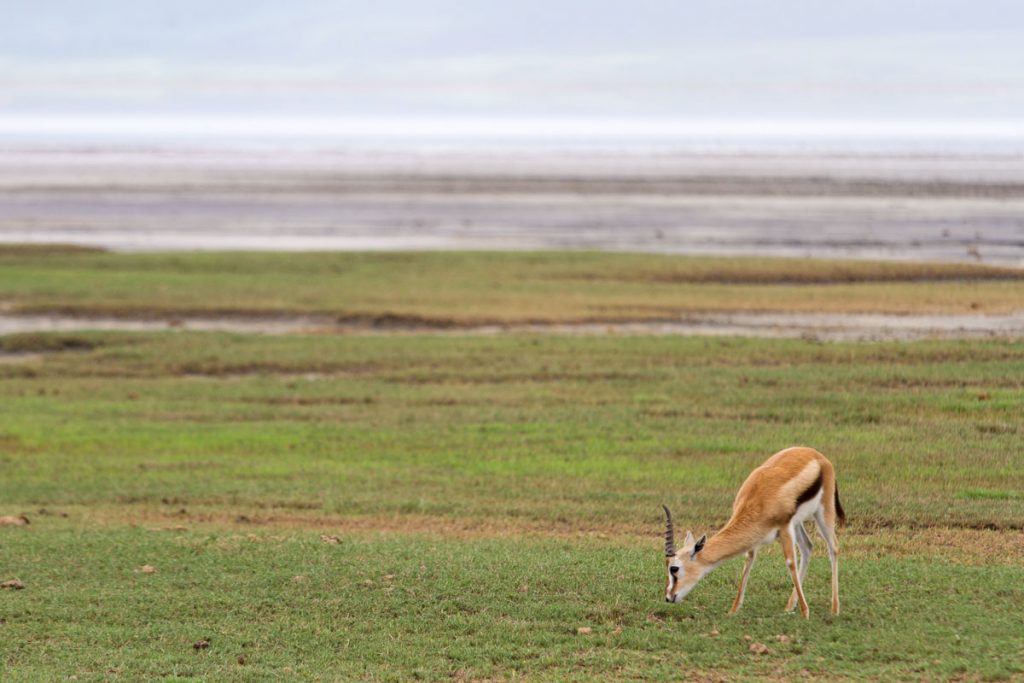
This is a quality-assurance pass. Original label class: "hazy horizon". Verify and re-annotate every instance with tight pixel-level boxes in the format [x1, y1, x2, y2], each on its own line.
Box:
[3, 1, 1023, 148]
[4, 113, 1024, 153]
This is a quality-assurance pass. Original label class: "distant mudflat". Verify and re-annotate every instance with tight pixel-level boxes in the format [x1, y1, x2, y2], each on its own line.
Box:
[3, 311, 1024, 342]
[1, 146, 1023, 263]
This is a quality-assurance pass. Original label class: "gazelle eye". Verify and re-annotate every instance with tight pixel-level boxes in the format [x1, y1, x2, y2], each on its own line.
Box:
[670, 566, 679, 575]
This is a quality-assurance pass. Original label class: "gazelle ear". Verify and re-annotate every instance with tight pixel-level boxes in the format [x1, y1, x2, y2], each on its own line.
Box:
[692, 534, 707, 556]
[683, 530, 695, 547]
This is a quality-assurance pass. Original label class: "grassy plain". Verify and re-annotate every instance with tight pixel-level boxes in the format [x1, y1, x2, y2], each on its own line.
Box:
[3, 246, 1024, 321]
[3, 528, 1021, 682]
[2, 328, 1023, 681]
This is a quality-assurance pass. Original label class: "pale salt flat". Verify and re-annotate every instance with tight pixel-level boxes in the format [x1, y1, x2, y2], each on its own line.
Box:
[1, 146, 1023, 264]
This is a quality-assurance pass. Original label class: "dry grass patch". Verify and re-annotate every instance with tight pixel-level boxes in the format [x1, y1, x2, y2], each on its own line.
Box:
[3, 250, 1024, 321]
[30, 504, 1024, 566]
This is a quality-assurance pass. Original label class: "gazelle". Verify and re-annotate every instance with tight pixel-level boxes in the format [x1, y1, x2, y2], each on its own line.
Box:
[662, 447, 845, 618]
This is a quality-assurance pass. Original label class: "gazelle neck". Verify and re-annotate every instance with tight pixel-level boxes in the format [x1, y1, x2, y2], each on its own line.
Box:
[698, 523, 755, 567]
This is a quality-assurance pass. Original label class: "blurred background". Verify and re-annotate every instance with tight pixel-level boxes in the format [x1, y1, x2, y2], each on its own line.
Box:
[4, 0, 1024, 143]
[1, 0, 1023, 259]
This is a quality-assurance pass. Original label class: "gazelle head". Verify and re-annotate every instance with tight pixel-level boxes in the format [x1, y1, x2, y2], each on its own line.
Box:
[662, 505, 707, 603]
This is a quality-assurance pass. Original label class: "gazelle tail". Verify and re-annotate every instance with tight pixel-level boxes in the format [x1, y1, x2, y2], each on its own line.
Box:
[834, 483, 846, 527]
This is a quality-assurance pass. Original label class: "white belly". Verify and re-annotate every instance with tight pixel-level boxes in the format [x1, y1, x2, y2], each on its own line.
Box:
[792, 489, 823, 524]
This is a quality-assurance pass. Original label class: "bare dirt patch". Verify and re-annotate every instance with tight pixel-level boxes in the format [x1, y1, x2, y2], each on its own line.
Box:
[0, 515, 30, 527]
[3, 311, 1024, 341]
[0, 332, 99, 353]
[65, 505, 1024, 565]
[564, 262, 1024, 286]
[0, 244, 106, 257]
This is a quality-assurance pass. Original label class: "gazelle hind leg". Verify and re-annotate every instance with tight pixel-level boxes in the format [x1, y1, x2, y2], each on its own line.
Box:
[813, 509, 840, 615]
[778, 525, 809, 618]
[785, 523, 813, 612]
[729, 549, 757, 614]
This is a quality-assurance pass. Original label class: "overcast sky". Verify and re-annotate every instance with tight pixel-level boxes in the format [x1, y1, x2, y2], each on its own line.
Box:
[2, 0, 1023, 122]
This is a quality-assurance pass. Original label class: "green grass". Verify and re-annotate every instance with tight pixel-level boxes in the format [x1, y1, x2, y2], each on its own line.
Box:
[2, 328, 1024, 680]
[959, 489, 1022, 501]
[2, 332, 1022, 531]
[3, 529, 1023, 682]
[2, 249, 1024, 321]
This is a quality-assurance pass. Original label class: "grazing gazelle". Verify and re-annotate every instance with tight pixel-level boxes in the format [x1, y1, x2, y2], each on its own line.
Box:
[662, 447, 845, 618]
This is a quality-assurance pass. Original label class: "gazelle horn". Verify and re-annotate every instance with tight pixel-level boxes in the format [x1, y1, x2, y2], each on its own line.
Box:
[662, 505, 676, 557]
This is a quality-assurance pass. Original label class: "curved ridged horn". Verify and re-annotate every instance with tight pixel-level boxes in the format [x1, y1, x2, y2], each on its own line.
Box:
[662, 505, 676, 557]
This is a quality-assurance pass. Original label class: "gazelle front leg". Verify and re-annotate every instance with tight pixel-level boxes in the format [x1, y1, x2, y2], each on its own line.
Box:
[728, 548, 757, 614]
[785, 523, 813, 612]
[779, 525, 809, 618]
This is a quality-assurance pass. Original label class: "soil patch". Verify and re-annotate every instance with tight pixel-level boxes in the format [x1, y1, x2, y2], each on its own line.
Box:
[2, 311, 1024, 341]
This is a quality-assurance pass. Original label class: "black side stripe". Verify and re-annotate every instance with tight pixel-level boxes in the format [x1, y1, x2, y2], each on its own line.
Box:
[795, 470, 824, 508]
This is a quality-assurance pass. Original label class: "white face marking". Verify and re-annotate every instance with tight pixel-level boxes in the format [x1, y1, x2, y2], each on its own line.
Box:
[666, 559, 682, 600]
[665, 548, 709, 603]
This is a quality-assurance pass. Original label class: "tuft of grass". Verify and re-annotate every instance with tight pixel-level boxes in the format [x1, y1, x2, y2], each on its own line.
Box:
[0, 333, 100, 354]
[959, 489, 1022, 500]
[0, 243, 106, 257]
